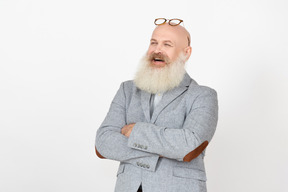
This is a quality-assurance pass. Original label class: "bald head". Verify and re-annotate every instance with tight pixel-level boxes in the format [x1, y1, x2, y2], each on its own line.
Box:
[153, 23, 191, 47]
[147, 23, 192, 68]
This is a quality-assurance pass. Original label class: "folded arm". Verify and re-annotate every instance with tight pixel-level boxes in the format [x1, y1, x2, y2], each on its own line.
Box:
[95, 83, 159, 171]
[127, 87, 218, 162]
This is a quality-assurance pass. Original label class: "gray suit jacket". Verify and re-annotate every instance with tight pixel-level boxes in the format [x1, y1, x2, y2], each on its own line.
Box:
[95, 73, 218, 192]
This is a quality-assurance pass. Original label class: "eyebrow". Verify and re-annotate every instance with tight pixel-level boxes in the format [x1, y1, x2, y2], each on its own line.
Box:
[150, 39, 174, 44]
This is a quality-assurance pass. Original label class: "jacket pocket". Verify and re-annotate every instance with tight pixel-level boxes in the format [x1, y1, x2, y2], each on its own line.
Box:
[173, 166, 207, 181]
[116, 164, 125, 177]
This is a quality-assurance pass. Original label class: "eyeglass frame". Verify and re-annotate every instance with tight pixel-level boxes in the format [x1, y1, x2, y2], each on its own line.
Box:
[154, 18, 184, 26]
[153, 18, 190, 46]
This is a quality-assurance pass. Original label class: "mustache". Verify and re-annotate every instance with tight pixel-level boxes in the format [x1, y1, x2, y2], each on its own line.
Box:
[148, 52, 170, 63]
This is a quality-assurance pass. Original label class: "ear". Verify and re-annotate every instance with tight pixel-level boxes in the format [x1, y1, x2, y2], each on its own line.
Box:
[184, 46, 192, 61]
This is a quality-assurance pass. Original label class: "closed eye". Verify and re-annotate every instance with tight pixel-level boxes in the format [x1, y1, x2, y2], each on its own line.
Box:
[163, 40, 173, 47]
[150, 41, 157, 45]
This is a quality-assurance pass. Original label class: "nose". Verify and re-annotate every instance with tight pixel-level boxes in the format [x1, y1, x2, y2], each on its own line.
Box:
[154, 44, 162, 54]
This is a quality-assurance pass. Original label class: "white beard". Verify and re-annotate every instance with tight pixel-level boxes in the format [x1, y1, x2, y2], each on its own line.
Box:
[134, 53, 187, 94]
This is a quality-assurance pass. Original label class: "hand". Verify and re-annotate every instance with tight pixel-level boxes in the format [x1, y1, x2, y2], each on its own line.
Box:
[121, 123, 135, 137]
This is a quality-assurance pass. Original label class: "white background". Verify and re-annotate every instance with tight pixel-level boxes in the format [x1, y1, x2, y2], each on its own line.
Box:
[1, 0, 287, 191]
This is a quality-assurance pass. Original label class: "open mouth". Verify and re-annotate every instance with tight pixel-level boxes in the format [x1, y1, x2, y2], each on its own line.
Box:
[149, 53, 168, 67]
[153, 58, 165, 62]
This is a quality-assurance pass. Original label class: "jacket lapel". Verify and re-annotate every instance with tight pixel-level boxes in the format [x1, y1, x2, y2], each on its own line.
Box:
[140, 90, 152, 122]
[150, 73, 192, 123]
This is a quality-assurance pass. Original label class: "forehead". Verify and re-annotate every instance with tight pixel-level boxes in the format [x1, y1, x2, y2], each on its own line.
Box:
[151, 26, 178, 42]
[151, 25, 187, 46]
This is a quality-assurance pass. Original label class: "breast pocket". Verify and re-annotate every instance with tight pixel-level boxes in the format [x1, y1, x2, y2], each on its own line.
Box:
[156, 108, 186, 128]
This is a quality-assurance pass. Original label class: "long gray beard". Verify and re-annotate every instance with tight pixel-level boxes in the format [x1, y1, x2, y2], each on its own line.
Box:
[134, 53, 187, 94]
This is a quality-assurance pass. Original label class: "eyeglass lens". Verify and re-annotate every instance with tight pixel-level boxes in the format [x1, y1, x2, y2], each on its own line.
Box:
[154, 18, 182, 26]
[169, 19, 182, 26]
[154, 18, 166, 25]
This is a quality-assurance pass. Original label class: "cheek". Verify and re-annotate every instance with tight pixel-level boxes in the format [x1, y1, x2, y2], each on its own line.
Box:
[169, 50, 182, 61]
[147, 46, 155, 54]
[167, 51, 177, 60]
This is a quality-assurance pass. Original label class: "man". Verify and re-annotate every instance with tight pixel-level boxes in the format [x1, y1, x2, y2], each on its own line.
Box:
[95, 18, 218, 192]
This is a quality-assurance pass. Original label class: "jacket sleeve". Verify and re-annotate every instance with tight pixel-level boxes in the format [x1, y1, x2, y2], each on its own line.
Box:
[127, 87, 218, 162]
[95, 82, 159, 171]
